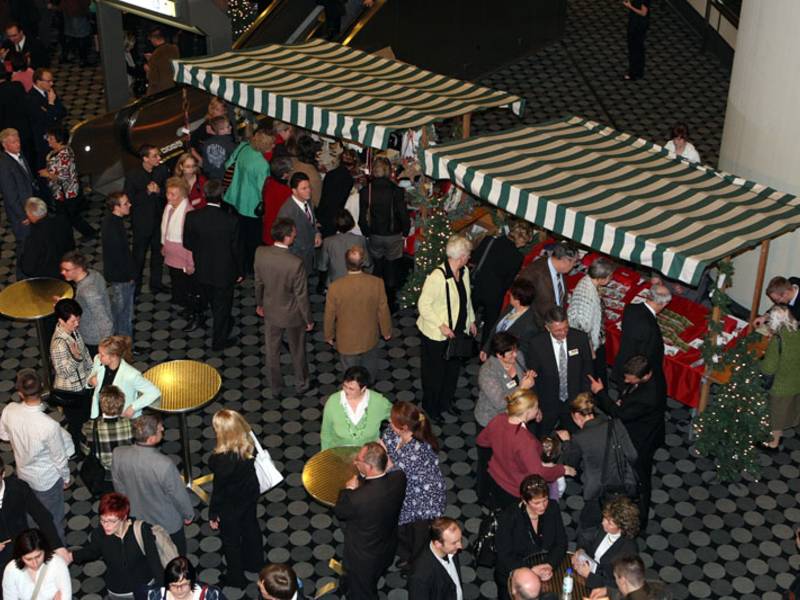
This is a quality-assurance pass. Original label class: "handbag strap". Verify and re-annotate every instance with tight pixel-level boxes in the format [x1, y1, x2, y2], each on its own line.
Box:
[29, 560, 50, 600]
[600, 417, 615, 485]
[473, 236, 497, 279]
[438, 267, 454, 330]
[91, 419, 101, 460]
[249, 430, 264, 455]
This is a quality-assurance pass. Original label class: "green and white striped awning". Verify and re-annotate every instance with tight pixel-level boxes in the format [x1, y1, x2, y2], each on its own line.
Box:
[423, 116, 800, 285]
[172, 39, 524, 149]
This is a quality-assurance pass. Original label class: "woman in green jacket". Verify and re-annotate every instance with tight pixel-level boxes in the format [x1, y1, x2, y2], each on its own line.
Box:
[223, 127, 273, 275]
[761, 305, 800, 449]
[320, 366, 391, 450]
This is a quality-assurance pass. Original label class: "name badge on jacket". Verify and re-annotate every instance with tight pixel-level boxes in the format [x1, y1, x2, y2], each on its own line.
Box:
[568, 348, 579, 357]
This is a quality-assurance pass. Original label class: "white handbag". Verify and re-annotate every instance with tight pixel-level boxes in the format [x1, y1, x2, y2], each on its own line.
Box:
[250, 430, 284, 493]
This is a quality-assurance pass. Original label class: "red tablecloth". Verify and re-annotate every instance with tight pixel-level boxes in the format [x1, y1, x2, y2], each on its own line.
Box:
[520, 242, 744, 408]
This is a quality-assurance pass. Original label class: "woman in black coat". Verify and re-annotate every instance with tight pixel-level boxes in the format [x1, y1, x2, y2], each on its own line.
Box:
[494, 475, 567, 600]
[316, 149, 359, 238]
[571, 495, 640, 591]
[209, 409, 264, 589]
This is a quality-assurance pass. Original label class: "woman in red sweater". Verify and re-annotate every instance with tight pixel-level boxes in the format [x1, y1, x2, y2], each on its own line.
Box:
[477, 389, 575, 511]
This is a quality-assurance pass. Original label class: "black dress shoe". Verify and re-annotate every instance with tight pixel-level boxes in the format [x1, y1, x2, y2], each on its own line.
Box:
[211, 336, 237, 351]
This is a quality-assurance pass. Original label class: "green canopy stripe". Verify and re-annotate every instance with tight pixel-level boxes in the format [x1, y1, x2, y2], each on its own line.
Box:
[171, 39, 523, 148]
[422, 116, 800, 285]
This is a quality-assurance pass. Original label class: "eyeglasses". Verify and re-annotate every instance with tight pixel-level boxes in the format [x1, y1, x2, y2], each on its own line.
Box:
[99, 516, 121, 526]
[39, 78, 54, 83]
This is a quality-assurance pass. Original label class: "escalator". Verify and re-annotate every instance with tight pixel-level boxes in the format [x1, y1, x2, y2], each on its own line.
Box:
[73, 0, 566, 190]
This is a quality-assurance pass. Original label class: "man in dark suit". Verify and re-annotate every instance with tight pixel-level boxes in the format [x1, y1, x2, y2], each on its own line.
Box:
[0, 455, 69, 572]
[517, 242, 578, 328]
[184, 180, 243, 351]
[124, 144, 169, 294]
[3, 23, 49, 69]
[334, 442, 407, 600]
[254, 218, 313, 395]
[526, 306, 593, 435]
[407, 517, 464, 600]
[0, 127, 37, 280]
[592, 355, 665, 532]
[19, 197, 74, 278]
[612, 284, 671, 391]
[765, 275, 800, 322]
[0, 71, 34, 161]
[26, 68, 67, 170]
[276, 172, 321, 276]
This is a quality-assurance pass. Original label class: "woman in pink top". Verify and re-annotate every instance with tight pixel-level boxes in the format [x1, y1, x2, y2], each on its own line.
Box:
[161, 177, 199, 329]
[8, 51, 34, 92]
[476, 388, 575, 510]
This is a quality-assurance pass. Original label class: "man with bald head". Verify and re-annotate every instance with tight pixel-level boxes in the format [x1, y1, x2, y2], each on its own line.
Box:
[509, 568, 549, 600]
[324, 244, 392, 378]
[613, 283, 671, 393]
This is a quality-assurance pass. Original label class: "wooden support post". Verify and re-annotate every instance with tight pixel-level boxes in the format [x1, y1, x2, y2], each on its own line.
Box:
[462, 113, 472, 139]
[749, 239, 771, 322]
[698, 267, 730, 413]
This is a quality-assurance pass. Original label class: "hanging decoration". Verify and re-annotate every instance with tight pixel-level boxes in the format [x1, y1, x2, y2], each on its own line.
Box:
[227, 0, 260, 39]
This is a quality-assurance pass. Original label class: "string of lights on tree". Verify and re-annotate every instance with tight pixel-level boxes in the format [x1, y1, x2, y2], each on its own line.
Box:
[227, 0, 260, 39]
[694, 261, 770, 481]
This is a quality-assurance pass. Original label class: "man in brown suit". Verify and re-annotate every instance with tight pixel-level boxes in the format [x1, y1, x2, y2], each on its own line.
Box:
[145, 27, 179, 96]
[255, 218, 313, 395]
[517, 242, 578, 328]
[324, 245, 392, 378]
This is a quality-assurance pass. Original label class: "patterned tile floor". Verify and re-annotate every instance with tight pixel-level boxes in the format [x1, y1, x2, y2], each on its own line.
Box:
[1, 1, 797, 599]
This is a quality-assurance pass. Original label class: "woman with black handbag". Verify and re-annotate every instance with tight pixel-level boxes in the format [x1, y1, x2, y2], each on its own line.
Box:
[416, 234, 477, 421]
[563, 393, 639, 547]
[49, 298, 93, 451]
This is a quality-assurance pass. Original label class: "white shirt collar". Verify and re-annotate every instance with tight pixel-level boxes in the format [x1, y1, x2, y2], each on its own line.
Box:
[430, 543, 463, 600]
[340, 389, 369, 425]
[293, 195, 310, 212]
[274, 242, 289, 249]
[33, 85, 46, 98]
[644, 301, 658, 317]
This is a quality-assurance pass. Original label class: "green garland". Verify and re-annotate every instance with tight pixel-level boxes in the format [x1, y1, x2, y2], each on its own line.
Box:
[693, 260, 770, 481]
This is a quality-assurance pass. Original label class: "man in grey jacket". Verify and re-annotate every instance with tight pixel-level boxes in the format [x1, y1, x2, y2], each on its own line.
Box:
[60, 250, 114, 355]
[276, 172, 321, 275]
[112, 414, 194, 554]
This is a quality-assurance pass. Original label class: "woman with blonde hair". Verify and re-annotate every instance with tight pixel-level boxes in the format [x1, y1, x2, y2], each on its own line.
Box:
[209, 409, 264, 588]
[476, 389, 575, 510]
[173, 152, 208, 209]
[87, 336, 160, 419]
[417, 234, 477, 420]
[761, 305, 800, 450]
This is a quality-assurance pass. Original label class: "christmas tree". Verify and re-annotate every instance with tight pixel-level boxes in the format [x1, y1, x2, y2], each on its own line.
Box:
[693, 333, 771, 481]
[398, 193, 453, 310]
[693, 262, 771, 481]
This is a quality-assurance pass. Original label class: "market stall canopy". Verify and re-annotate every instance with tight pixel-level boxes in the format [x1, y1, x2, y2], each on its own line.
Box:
[423, 116, 800, 286]
[172, 39, 524, 149]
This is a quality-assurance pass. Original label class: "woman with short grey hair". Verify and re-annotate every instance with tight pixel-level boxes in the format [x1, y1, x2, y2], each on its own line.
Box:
[417, 234, 477, 420]
[568, 257, 615, 384]
[761, 305, 800, 450]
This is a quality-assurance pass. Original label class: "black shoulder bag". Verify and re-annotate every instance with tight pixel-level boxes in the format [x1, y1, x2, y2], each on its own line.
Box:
[440, 268, 475, 360]
[599, 418, 639, 505]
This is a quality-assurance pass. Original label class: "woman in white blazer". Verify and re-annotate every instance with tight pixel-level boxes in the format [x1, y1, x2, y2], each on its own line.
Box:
[87, 336, 160, 419]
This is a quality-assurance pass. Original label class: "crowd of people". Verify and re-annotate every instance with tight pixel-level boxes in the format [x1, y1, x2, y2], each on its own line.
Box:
[0, 31, 799, 596]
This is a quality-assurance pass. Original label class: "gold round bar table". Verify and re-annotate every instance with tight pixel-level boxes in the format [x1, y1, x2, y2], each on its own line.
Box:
[144, 360, 221, 503]
[0, 278, 73, 390]
[302, 447, 360, 507]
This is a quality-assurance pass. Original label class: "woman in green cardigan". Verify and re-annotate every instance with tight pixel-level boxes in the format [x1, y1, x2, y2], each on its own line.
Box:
[761, 305, 800, 450]
[320, 366, 391, 450]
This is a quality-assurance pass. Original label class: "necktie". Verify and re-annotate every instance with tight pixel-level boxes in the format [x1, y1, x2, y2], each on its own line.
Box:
[557, 275, 565, 305]
[303, 202, 313, 223]
[558, 341, 568, 403]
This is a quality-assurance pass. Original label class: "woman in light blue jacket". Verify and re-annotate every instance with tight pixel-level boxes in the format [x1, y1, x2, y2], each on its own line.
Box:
[87, 336, 160, 418]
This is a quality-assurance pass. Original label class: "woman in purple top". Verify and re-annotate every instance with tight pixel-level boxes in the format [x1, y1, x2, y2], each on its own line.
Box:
[381, 401, 446, 572]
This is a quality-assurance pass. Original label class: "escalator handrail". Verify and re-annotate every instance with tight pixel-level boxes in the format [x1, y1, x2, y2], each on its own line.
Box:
[341, 0, 388, 46]
[234, 0, 288, 49]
